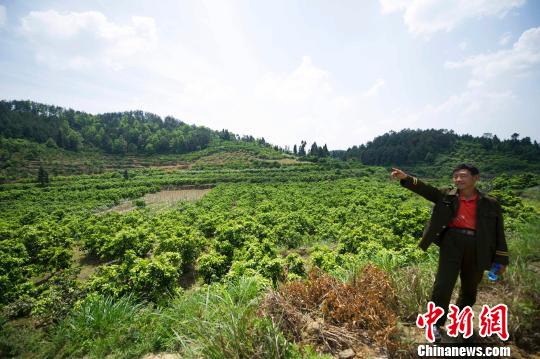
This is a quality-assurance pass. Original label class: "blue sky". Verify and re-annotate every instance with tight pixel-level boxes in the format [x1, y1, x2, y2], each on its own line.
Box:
[0, 0, 539, 150]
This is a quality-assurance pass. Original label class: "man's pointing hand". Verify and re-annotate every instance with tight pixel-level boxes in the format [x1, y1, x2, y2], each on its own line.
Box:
[390, 168, 407, 180]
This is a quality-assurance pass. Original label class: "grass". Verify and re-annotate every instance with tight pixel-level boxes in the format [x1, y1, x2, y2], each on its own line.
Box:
[2, 172, 538, 357]
[50, 295, 146, 358]
[388, 262, 438, 322]
[521, 185, 540, 211]
[326, 196, 539, 352]
[3, 218, 538, 357]
[1, 276, 307, 359]
[161, 276, 292, 358]
[502, 217, 540, 350]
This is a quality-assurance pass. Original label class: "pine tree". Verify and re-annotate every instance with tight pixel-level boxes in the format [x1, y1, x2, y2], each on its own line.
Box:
[299, 141, 307, 156]
[322, 144, 329, 157]
[37, 165, 49, 186]
[309, 142, 319, 157]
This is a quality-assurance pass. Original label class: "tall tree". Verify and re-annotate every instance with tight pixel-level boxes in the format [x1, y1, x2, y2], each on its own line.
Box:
[298, 141, 307, 156]
[309, 142, 319, 157]
[37, 165, 49, 186]
[322, 144, 329, 157]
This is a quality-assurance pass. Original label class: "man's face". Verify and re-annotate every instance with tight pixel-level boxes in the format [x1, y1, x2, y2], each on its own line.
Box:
[452, 169, 479, 190]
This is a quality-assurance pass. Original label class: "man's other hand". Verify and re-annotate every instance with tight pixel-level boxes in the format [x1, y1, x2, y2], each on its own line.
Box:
[391, 168, 408, 180]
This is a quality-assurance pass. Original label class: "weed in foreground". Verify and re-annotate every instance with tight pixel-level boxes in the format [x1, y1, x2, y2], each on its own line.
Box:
[262, 263, 409, 357]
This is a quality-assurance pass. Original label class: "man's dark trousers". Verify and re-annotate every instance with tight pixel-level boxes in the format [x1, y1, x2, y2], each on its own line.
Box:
[431, 229, 485, 328]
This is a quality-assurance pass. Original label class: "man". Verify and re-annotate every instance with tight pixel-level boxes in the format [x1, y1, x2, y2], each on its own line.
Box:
[390, 164, 509, 342]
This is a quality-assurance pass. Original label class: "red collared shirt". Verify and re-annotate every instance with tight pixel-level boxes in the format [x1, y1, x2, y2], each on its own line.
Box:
[448, 192, 478, 230]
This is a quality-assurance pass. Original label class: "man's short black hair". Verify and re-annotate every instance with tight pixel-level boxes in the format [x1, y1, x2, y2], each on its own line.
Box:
[452, 163, 479, 176]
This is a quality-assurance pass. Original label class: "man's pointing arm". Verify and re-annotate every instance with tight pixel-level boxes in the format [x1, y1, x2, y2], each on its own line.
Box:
[390, 168, 443, 203]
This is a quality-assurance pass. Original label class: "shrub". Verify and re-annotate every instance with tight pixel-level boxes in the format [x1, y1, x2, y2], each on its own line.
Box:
[154, 226, 205, 266]
[285, 253, 306, 277]
[226, 238, 285, 283]
[133, 199, 145, 208]
[86, 251, 183, 301]
[97, 227, 155, 260]
[197, 250, 229, 283]
[338, 220, 399, 254]
[0, 238, 30, 305]
[310, 245, 340, 272]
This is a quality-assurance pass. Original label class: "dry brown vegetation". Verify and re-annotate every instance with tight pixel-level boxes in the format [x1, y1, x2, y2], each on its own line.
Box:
[261, 264, 414, 358]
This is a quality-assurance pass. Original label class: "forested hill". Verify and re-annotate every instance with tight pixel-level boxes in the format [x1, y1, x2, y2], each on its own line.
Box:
[3, 100, 540, 178]
[333, 129, 540, 176]
[0, 100, 280, 155]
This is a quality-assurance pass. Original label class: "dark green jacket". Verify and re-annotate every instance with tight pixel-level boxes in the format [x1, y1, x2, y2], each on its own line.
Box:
[400, 175, 509, 270]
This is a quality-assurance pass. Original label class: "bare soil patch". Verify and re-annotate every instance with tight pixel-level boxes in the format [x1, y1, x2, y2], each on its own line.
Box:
[104, 187, 212, 213]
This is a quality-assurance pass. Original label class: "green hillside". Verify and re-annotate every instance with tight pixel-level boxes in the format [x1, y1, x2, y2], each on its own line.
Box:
[0, 100, 297, 181]
[1, 101, 539, 357]
[0, 136, 298, 181]
[3, 101, 539, 182]
[336, 129, 540, 177]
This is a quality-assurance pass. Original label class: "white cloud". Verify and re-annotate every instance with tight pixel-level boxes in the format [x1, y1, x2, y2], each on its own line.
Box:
[12, 4, 536, 149]
[213, 57, 366, 147]
[14, 7, 383, 148]
[445, 27, 540, 88]
[364, 78, 386, 96]
[459, 41, 468, 50]
[20, 10, 157, 70]
[380, 0, 525, 36]
[255, 56, 333, 103]
[399, 26, 540, 137]
[402, 90, 516, 130]
[379, 0, 410, 14]
[136, 55, 388, 149]
[0, 5, 6, 27]
[499, 31, 512, 45]
[241, 59, 387, 148]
